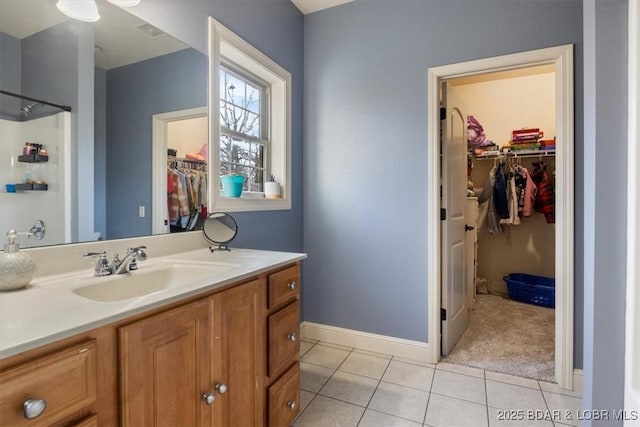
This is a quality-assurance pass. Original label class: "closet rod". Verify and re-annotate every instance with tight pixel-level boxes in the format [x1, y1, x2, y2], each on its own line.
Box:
[471, 150, 556, 160]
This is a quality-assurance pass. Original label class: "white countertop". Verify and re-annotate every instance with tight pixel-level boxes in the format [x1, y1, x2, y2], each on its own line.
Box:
[0, 248, 306, 359]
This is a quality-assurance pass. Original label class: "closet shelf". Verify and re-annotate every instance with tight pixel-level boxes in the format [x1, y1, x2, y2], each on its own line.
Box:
[471, 149, 555, 160]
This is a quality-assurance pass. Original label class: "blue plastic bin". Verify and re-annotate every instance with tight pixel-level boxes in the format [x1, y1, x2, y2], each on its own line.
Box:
[503, 273, 555, 308]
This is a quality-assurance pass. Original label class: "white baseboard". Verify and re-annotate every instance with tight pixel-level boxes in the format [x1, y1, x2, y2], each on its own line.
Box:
[300, 321, 434, 363]
[301, 321, 584, 392]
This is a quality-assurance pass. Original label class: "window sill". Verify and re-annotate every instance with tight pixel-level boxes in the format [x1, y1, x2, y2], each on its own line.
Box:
[212, 195, 291, 212]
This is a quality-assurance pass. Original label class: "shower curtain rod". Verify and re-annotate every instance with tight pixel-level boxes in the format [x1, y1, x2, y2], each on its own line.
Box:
[0, 90, 72, 112]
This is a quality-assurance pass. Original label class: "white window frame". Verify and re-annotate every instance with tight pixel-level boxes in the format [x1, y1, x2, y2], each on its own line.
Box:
[209, 18, 292, 211]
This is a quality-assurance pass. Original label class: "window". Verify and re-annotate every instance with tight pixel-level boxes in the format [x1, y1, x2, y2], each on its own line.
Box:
[220, 66, 268, 191]
[209, 18, 291, 211]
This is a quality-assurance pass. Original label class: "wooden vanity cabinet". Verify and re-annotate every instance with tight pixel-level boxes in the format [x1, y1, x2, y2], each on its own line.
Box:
[0, 340, 98, 427]
[119, 278, 264, 427]
[0, 262, 301, 427]
[211, 278, 264, 427]
[265, 264, 302, 426]
[119, 298, 213, 426]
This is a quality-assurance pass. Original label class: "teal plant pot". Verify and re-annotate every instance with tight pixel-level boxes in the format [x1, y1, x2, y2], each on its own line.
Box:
[220, 175, 245, 197]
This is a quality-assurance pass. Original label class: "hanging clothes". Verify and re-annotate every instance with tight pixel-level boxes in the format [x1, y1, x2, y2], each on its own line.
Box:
[167, 158, 208, 231]
[493, 163, 510, 220]
[501, 166, 521, 226]
[531, 160, 555, 224]
[514, 165, 537, 217]
[478, 165, 502, 234]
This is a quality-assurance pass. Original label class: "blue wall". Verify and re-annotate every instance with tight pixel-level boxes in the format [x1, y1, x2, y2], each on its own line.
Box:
[126, 0, 304, 252]
[303, 0, 584, 360]
[582, 0, 628, 422]
[105, 48, 207, 239]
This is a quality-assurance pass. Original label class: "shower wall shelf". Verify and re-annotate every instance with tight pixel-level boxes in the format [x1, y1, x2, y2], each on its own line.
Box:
[14, 183, 48, 191]
[18, 154, 48, 163]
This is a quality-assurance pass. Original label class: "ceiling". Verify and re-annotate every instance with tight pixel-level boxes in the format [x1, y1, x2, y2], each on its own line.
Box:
[0, 0, 186, 70]
[291, 0, 354, 15]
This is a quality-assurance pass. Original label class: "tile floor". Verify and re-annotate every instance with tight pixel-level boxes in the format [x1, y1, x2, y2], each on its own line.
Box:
[295, 340, 583, 427]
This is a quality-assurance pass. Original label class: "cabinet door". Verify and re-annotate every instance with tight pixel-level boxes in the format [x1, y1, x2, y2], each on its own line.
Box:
[119, 299, 212, 427]
[211, 279, 264, 427]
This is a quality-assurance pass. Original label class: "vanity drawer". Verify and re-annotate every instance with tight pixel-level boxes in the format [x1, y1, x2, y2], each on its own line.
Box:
[0, 340, 97, 426]
[268, 362, 300, 427]
[268, 264, 300, 309]
[268, 301, 300, 377]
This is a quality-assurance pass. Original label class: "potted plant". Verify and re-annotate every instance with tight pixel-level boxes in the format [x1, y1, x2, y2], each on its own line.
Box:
[264, 174, 281, 199]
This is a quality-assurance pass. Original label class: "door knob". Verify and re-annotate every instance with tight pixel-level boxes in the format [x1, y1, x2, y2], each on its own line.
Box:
[23, 398, 47, 419]
[287, 333, 297, 342]
[202, 392, 215, 405]
[465, 224, 475, 232]
[215, 383, 228, 394]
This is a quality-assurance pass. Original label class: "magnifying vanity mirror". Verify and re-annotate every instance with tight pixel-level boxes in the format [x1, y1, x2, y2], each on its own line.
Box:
[0, 0, 208, 248]
[202, 213, 238, 252]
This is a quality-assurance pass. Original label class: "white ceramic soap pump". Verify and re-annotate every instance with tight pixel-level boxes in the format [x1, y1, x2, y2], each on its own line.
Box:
[0, 230, 37, 291]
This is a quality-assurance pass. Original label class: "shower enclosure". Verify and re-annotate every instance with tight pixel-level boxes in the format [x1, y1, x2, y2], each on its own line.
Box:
[0, 90, 72, 247]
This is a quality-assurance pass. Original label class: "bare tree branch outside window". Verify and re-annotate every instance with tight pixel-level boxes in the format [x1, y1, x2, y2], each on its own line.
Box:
[220, 68, 266, 191]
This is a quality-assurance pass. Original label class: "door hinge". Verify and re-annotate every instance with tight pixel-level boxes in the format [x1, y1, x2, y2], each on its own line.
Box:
[440, 185, 443, 198]
[441, 308, 447, 321]
[440, 208, 446, 221]
[440, 107, 446, 121]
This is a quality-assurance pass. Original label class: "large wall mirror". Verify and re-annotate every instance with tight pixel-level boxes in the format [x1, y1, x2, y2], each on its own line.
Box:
[0, 0, 208, 248]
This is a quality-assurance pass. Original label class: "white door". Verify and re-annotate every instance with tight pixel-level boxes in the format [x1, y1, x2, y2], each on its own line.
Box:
[441, 82, 469, 356]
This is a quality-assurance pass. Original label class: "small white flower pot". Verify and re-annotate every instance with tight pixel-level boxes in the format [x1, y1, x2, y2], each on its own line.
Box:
[264, 182, 281, 199]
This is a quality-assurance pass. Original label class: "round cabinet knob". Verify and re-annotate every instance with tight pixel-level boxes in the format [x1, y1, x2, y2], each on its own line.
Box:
[23, 398, 47, 419]
[202, 393, 215, 405]
[215, 383, 228, 394]
[287, 400, 297, 410]
[287, 281, 296, 290]
[287, 333, 297, 342]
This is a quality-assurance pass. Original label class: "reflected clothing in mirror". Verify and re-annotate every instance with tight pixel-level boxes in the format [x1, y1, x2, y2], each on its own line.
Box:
[168, 157, 208, 233]
[203, 213, 238, 251]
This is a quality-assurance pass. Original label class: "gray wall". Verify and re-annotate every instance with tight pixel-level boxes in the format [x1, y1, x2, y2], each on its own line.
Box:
[95, 67, 107, 239]
[105, 48, 207, 239]
[582, 0, 628, 422]
[0, 32, 21, 119]
[303, 0, 584, 362]
[121, 0, 304, 252]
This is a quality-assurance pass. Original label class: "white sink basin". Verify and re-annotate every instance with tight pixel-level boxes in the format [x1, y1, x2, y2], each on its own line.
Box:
[72, 262, 236, 302]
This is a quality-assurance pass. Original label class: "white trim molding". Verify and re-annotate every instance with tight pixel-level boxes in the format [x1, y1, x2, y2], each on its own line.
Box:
[625, 0, 640, 421]
[208, 18, 292, 212]
[151, 106, 208, 235]
[301, 322, 431, 362]
[427, 45, 575, 389]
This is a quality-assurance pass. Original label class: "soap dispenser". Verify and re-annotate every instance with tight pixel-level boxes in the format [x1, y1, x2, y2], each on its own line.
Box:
[0, 230, 37, 291]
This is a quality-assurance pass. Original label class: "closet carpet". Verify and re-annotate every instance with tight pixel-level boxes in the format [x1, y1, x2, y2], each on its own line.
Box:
[443, 293, 555, 382]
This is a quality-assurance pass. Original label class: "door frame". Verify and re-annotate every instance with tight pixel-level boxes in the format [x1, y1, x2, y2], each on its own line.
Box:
[426, 45, 575, 389]
[625, 0, 640, 418]
[151, 106, 208, 235]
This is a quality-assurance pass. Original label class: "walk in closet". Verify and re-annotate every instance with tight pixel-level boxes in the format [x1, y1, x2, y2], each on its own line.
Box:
[165, 115, 208, 233]
[442, 65, 558, 381]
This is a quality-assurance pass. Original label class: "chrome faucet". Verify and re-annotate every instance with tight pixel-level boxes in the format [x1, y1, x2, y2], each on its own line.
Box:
[84, 246, 147, 276]
[112, 246, 147, 274]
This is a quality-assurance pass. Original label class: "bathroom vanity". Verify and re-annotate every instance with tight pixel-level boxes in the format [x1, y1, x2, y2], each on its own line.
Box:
[0, 242, 305, 427]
